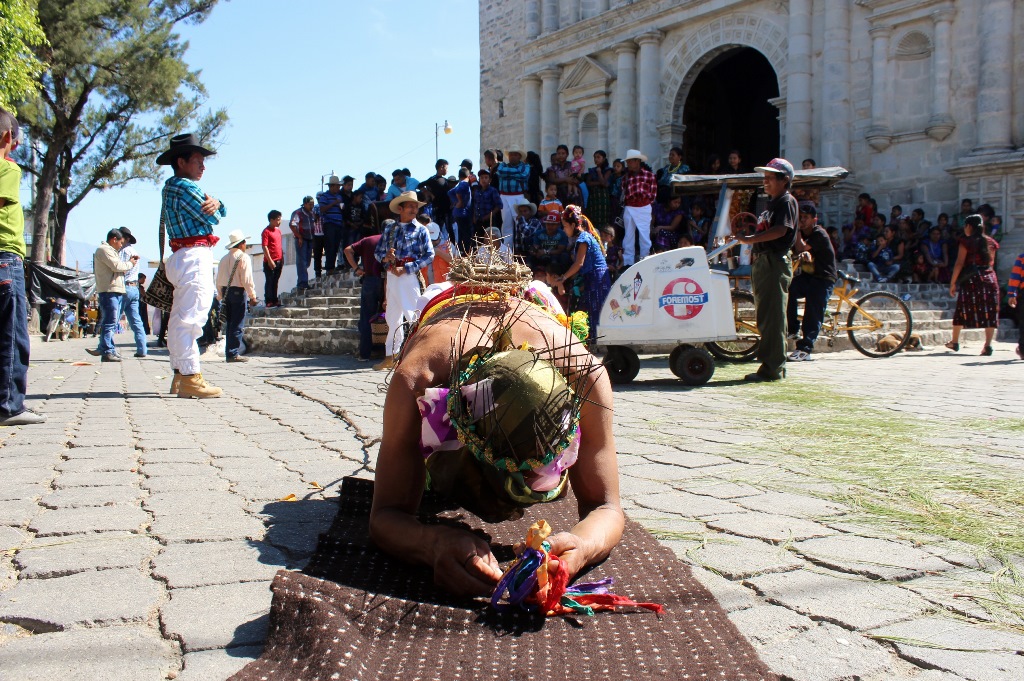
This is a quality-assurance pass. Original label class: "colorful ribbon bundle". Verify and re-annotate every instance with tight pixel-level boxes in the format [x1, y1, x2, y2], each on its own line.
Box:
[491, 520, 664, 617]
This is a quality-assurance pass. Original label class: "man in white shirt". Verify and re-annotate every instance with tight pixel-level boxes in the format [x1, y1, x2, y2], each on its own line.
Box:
[117, 227, 148, 358]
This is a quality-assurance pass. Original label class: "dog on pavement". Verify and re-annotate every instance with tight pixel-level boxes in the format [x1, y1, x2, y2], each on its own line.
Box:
[876, 332, 924, 353]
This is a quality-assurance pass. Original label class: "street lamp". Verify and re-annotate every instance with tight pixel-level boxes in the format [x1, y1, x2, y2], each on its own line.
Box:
[435, 120, 452, 160]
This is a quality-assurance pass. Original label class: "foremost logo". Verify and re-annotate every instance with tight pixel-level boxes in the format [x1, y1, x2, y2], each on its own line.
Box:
[659, 278, 708, 320]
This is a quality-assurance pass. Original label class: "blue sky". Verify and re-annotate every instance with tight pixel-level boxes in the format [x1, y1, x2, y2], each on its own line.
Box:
[56, 0, 481, 269]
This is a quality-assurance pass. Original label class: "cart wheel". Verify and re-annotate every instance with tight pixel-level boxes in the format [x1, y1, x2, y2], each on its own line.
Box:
[671, 346, 715, 386]
[669, 344, 694, 371]
[603, 346, 640, 384]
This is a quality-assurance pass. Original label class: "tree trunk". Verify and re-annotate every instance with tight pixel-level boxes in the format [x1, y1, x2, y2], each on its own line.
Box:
[30, 148, 59, 265]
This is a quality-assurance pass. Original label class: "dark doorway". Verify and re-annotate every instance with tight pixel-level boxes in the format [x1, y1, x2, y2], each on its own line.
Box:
[682, 47, 780, 173]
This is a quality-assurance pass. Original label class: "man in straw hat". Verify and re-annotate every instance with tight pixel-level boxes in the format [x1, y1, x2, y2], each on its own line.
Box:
[372, 191, 434, 371]
[217, 230, 258, 363]
[370, 249, 622, 596]
[619, 149, 657, 266]
[116, 227, 148, 358]
[510, 197, 541, 257]
[736, 157, 799, 382]
[156, 132, 226, 399]
[495, 147, 531, 245]
[318, 175, 346, 275]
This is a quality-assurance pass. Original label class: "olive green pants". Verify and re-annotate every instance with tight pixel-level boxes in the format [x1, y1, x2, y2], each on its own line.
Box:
[751, 252, 793, 380]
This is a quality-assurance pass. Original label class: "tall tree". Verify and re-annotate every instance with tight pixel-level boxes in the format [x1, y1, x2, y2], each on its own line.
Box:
[17, 0, 228, 265]
[0, 0, 48, 113]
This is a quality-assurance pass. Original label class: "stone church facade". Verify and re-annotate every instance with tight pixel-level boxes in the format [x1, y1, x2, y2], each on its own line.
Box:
[479, 0, 1024, 261]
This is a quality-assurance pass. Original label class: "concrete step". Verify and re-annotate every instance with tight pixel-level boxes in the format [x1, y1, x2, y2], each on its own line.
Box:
[243, 325, 359, 355]
[250, 317, 357, 329]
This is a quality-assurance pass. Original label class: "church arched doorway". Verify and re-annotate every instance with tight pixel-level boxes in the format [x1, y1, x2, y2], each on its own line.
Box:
[681, 47, 780, 173]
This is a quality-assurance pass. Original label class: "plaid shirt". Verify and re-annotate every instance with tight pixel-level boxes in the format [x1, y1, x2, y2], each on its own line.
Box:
[161, 176, 226, 240]
[621, 168, 657, 207]
[495, 162, 530, 194]
[472, 185, 501, 222]
[289, 206, 320, 238]
[374, 220, 434, 274]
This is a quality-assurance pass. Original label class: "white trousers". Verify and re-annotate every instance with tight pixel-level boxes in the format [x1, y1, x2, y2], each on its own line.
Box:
[165, 246, 215, 375]
[384, 270, 421, 357]
[622, 204, 653, 266]
[499, 193, 523, 247]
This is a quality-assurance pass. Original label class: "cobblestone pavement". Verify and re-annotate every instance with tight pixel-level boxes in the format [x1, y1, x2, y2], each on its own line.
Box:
[1, 335, 1023, 680]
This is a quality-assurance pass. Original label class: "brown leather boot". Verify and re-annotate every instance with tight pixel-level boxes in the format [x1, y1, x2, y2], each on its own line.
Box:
[176, 373, 223, 399]
[372, 356, 395, 371]
[168, 371, 181, 395]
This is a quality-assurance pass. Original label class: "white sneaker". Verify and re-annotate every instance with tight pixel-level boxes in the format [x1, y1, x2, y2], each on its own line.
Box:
[788, 350, 809, 362]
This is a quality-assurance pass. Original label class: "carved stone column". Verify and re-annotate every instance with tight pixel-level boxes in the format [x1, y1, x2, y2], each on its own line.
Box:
[522, 75, 542, 155]
[614, 42, 638, 156]
[539, 67, 562, 160]
[525, 0, 541, 39]
[973, 0, 1014, 154]
[597, 103, 610, 154]
[636, 31, 664, 163]
[822, 0, 850, 166]
[567, 110, 581, 149]
[866, 26, 893, 151]
[657, 123, 684, 168]
[926, 6, 956, 141]
[785, 0, 813, 162]
[541, 0, 559, 34]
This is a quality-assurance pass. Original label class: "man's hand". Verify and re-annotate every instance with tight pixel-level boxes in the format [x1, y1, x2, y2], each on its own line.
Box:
[390, 264, 405, 276]
[201, 194, 221, 216]
[130, 255, 140, 263]
[431, 527, 502, 597]
[1008, 296, 1016, 308]
[798, 251, 812, 263]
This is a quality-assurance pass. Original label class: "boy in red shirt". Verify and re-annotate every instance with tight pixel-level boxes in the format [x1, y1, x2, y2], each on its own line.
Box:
[261, 210, 284, 307]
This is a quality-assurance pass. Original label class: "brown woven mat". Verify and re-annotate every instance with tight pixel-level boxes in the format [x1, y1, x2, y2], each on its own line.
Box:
[231, 477, 776, 680]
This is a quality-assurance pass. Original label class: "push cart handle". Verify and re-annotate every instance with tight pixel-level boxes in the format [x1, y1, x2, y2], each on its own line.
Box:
[706, 238, 739, 262]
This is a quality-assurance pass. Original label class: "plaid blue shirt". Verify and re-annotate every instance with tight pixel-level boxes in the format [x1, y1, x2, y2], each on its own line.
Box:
[374, 221, 434, 274]
[472, 186, 501, 222]
[161, 176, 226, 239]
[495, 162, 530, 194]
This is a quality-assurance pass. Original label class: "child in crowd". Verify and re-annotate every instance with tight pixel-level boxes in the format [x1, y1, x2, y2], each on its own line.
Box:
[476, 226, 512, 264]
[570, 145, 587, 176]
[651, 195, 686, 254]
[537, 183, 564, 219]
[855, 193, 875, 226]
[601, 226, 622, 280]
[1008, 250, 1024, 359]
[911, 252, 930, 283]
[854, 235, 873, 266]
[922, 226, 949, 283]
[868, 231, 900, 283]
[686, 201, 710, 247]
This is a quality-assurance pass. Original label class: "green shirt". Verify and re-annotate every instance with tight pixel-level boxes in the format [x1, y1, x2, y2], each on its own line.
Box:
[0, 160, 26, 258]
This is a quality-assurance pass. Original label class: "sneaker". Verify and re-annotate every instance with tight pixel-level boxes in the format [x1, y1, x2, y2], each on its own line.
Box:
[226, 355, 249, 363]
[786, 333, 799, 341]
[787, 350, 809, 362]
[134, 353, 147, 358]
[101, 353, 121, 362]
[0, 410, 47, 426]
[176, 373, 223, 399]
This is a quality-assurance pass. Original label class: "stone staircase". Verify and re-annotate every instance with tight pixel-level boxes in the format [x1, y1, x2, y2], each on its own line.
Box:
[243, 267, 1019, 357]
[243, 272, 362, 355]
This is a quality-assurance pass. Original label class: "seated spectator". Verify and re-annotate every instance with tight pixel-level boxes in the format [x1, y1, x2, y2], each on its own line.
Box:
[511, 199, 542, 257]
[475, 226, 512, 264]
[951, 199, 973, 230]
[922, 225, 950, 283]
[651, 195, 686, 254]
[854, 234, 873, 266]
[529, 210, 569, 271]
[911, 252, 930, 283]
[839, 225, 858, 261]
[855, 193, 875, 226]
[825, 226, 841, 255]
[977, 203, 1001, 241]
[867, 228, 901, 283]
[889, 204, 903, 226]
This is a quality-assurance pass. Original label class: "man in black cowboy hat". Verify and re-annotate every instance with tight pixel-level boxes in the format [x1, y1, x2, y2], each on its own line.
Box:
[156, 132, 226, 399]
[116, 226, 148, 358]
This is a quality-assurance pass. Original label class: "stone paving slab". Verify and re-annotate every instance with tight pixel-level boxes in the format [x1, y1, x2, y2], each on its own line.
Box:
[746, 567, 932, 630]
[734, 490, 850, 518]
[685, 535, 805, 579]
[52, 470, 141, 488]
[160, 581, 272, 652]
[0, 568, 162, 630]
[793, 534, 956, 581]
[0, 499, 39, 527]
[706, 512, 838, 543]
[153, 541, 288, 588]
[0, 626, 179, 680]
[39, 485, 142, 509]
[178, 645, 262, 681]
[14, 533, 158, 579]
[868, 618, 1024, 681]
[28, 505, 150, 536]
[634, 490, 747, 519]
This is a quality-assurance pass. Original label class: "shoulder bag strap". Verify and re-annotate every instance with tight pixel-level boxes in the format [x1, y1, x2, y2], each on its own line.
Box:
[226, 252, 242, 288]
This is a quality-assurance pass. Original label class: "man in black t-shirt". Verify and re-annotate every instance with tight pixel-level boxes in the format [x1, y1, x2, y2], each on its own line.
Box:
[422, 159, 453, 241]
[787, 203, 837, 361]
[736, 158, 798, 381]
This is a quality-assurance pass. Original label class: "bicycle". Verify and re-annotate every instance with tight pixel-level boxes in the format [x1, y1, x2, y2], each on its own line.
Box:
[707, 270, 914, 360]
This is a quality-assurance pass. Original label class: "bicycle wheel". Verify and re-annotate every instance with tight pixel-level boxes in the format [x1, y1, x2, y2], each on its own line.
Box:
[706, 290, 760, 362]
[847, 291, 913, 358]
